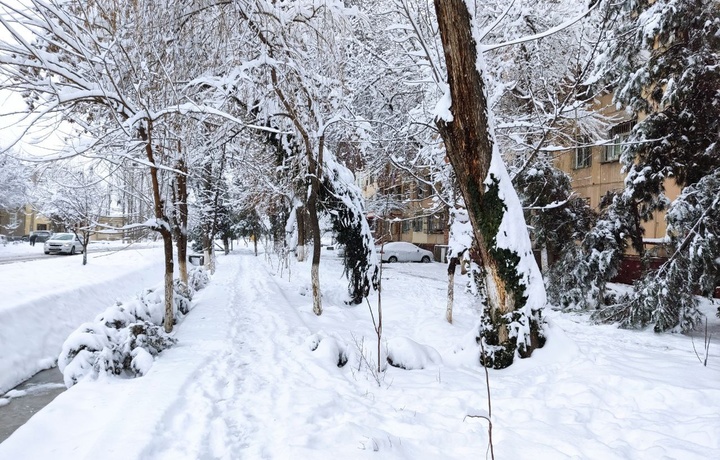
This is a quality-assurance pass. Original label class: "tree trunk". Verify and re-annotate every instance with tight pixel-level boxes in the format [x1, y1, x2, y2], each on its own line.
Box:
[308, 189, 322, 315]
[173, 154, 189, 288]
[296, 206, 306, 262]
[139, 122, 175, 333]
[447, 257, 459, 323]
[434, 0, 545, 368]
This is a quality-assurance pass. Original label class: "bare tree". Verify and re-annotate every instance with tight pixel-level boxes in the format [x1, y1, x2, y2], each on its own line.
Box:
[38, 165, 109, 265]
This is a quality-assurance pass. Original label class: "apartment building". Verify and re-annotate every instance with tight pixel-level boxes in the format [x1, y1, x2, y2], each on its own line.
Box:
[553, 92, 682, 281]
[357, 165, 448, 259]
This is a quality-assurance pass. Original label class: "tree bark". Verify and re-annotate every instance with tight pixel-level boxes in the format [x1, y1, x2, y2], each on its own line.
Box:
[296, 206, 306, 262]
[434, 0, 545, 367]
[172, 153, 189, 288]
[139, 121, 175, 333]
[447, 257, 459, 323]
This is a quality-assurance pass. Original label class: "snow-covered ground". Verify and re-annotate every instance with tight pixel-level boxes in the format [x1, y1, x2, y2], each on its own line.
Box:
[1, 248, 719, 459]
[0, 244, 164, 393]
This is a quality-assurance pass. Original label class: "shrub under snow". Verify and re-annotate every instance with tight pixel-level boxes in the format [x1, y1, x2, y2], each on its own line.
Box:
[58, 267, 209, 387]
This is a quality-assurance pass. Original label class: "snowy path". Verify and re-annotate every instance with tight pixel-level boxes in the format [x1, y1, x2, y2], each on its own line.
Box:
[143, 251, 358, 459]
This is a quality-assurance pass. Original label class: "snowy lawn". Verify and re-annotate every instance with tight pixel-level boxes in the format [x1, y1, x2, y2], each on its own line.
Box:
[1, 248, 718, 459]
[0, 246, 164, 393]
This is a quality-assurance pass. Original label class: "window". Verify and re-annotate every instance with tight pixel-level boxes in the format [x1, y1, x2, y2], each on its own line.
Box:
[603, 121, 633, 162]
[574, 137, 592, 169]
[36, 224, 47, 231]
[6, 212, 20, 230]
[402, 219, 410, 233]
[412, 216, 424, 232]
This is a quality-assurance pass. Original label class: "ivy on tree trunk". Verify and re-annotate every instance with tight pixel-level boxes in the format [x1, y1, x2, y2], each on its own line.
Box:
[433, 0, 546, 368]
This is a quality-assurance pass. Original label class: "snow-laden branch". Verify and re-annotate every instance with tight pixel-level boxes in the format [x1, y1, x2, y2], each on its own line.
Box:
[479, 2, 600, 53]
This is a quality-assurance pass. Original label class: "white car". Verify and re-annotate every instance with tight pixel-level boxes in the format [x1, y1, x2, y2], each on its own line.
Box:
[44, 233, 84, 255]
[378, 242, 434, 263]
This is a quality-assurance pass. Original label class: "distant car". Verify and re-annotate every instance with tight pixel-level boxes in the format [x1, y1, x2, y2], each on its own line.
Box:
[0, 235, 7, 246]
[378, 242, 433, 263]
[31, 230, 53, 243]
[44, 233, 84, 255]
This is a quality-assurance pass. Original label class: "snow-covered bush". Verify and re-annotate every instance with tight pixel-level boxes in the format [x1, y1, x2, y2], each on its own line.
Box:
[386, 337, 442, 370]
[58, 266, 211, 387]
[58, 312, 176, 388]
[173, 280, 192, 316]
[188, 266, 209, 291]
[307, 334, 349, 368]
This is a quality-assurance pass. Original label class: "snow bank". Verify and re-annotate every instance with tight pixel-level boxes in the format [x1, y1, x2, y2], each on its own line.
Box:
[0, 249, 164, 393]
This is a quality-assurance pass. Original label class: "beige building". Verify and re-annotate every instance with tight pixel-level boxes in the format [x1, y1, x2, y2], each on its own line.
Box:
[554, 93, 680, 257]
[358, 165, 448, 257]
[0, 204, 53, 240]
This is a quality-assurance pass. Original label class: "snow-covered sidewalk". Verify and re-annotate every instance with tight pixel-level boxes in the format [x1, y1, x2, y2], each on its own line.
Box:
[1, 249, 719, 459]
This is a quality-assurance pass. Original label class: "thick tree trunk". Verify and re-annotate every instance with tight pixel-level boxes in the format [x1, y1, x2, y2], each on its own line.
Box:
[434, 0, 545, 367]
[308, 188, 322, 315]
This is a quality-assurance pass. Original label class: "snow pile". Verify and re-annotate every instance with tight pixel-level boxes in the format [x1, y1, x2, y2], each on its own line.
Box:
[386, 336, 442, 370]
[58, 267, 209, 387]
[308, 332, 442, 374]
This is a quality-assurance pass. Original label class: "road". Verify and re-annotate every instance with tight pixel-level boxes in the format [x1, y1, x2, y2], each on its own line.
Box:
[0, 243, 155, 265]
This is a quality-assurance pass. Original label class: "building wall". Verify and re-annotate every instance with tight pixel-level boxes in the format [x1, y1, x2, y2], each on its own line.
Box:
[554, 93, 681, 251]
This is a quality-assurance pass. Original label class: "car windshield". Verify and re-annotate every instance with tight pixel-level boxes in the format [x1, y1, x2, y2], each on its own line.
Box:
[52, 234, 74, 240]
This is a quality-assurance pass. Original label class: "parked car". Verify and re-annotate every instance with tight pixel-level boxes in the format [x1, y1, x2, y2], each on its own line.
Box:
[377, 242, 434, 263]
[44, 233, 84, 255]
[31, 230, 53, 242]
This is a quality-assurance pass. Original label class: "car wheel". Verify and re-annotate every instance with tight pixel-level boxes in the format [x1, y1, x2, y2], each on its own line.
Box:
[388, 256, 398, 263]
[421, 256, 431, 263]
[70, 246, 76, 255]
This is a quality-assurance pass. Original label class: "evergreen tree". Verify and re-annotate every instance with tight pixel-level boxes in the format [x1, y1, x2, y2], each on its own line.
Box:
[577, 0, 719, 329]
[514, 156, 596, 266]
[601, 0, 720, 213]
[594, 170, 720, 331]
[549, 192, 638, 310]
